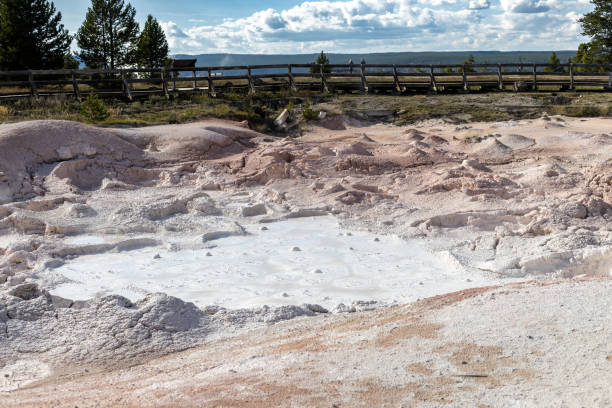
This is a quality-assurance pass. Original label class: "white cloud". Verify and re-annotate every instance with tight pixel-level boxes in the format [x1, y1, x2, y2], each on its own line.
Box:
[468, 0, 490, 10]
[161, 0, 593, 54]
[500, 0, 550, 13]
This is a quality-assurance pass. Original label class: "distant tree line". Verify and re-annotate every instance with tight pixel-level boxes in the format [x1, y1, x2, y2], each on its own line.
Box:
[0, 0, 169, 71]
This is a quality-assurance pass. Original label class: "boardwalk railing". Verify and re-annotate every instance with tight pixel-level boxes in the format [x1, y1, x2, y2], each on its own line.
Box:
[0, 63, 611, 100]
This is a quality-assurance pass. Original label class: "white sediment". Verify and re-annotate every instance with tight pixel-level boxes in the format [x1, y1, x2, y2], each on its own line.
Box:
[51, 217, 514, 309]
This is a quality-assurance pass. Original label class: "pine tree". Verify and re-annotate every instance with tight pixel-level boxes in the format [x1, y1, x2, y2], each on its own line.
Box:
[579, 0, 611, 58]
[135, 15, 169, 69]
[76, 0, 140, 69]
[575, 0, 612, 67]
[310, 51, 331, 74]
[63, 53, 80, 70]
[0, 0, 72, 70]
[543, 52, 562, 73]
[459, 54, 476, 73]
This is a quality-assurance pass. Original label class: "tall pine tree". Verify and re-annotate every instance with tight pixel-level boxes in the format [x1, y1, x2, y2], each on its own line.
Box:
[0, 0, 72, 70]
[76, 0, 139, 69]
[576, 0, 612, 66]
[135, 15, 169, 69]
[543, 52, 562, 73]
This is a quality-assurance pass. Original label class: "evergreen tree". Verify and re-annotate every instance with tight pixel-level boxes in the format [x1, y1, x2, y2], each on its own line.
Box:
[76, 0, 140, 69]
[459, 54, 476, 73]
[575, 0, 612, 68]
[63, 53, 80, 70]
[543, 52, 562, 73]
[0, 0, 71, 70]
[135, 15, 169, 69]
[310, 51, 331, 74]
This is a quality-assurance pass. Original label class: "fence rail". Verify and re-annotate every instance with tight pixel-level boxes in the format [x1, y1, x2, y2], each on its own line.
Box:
[0, 62, 611, 101]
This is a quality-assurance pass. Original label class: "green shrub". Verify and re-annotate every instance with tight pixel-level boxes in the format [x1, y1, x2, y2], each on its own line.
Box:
[302, 101, 318, 120]
[80, 94, 109, 121]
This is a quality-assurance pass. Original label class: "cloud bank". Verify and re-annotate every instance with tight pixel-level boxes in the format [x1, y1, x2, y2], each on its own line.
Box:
[161, 0, 592, 54]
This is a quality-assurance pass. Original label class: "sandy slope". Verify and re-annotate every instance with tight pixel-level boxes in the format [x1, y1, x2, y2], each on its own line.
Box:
[4, 279, 611, 407]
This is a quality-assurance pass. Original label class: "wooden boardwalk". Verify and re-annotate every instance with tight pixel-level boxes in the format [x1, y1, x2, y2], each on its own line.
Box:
[0, 63, 611, 101]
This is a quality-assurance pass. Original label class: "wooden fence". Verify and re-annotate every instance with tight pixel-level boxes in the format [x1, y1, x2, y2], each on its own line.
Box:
[0, 63, 611, 100]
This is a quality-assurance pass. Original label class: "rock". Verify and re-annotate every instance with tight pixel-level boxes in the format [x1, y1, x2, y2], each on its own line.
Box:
[513, 81, 532, 92]
[65, 203, 96, 218]
[202, 223, 246, 242]
[302, 304, 328, 314]
[8, 283, 42, 301]
[51, 295, 73, 309]
[333, 303, 356, 313]
[274, 109, 290, 128]
[559, 202, 588, 219]
[312, 269, 323, 274]
[292, 247, 301, 252]
[584, 197, 611, 217]
[153, 254, 161, 259]
[261, 226, 269, 231]
[241, 203, 267, 217]
[206, 252, 212, 257]
[6, 275, 25, 287]
[135, 293, 204, 333]
[462, 159, 491, 173]
[318, 111, 327, 120]
[336, 191, 365, 205]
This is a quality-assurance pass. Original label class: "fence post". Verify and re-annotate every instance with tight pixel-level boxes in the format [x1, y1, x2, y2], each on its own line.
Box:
[320, 64, 329, 93]
[462, 65, 468, 91]
[71, 70, 81, 100]
[247, 67, 255, 94]
[121, 70, 133, 101]
[288, 65, 297, 92]
[172, 69, 177, 92]
[608, 69, 612, 90]
[429, 65, 437, 93]
[392, 65, 401, 93]
[160, 68, 169, 99]
[532, 64, 537, 90]
[360, 63, 368, 94]
[192, 69, 197, 90]
[28, 70, 39, 98]
[569, 63, 574, 90]
[498, 64, 503, 90]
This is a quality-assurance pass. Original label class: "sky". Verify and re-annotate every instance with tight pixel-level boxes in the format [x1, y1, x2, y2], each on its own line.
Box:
[54, 0, 595, 55]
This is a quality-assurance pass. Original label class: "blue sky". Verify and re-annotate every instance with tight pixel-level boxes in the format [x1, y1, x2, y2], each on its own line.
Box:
[54, 0, 594, 55]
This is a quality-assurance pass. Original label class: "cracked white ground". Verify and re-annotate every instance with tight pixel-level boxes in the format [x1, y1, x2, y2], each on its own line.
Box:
[0, 115, 610, 407]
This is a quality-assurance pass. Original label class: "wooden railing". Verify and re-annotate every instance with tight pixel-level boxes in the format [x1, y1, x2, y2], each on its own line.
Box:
[0, 63, 611, 100]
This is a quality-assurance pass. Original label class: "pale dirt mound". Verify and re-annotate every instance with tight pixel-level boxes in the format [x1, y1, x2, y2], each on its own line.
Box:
[0, 120, 260, 204]
[423, 135, 449, 145]
[334, 142, 374, 156]
[498, 133, 536, 150]
[403, 129, 427, 141]
[0, 121, 144, 203]
[592, 133, 612, 145]
[475, 138, 513, 156]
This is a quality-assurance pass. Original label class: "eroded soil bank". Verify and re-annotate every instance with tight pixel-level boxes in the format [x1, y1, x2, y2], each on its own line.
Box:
[0, 114, 610, 406]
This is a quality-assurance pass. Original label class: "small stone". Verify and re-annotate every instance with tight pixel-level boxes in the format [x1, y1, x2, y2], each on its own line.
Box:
[374, 238, 380, 242]
[153, 254, 161, 259]
[292, 247, 301, 252]
[206, 252, 213, 257]
[261, 226, 269, 231]
[282, 292, 290, 298]
[346, 232, 353, 236]
[313, 269, 323, 274]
